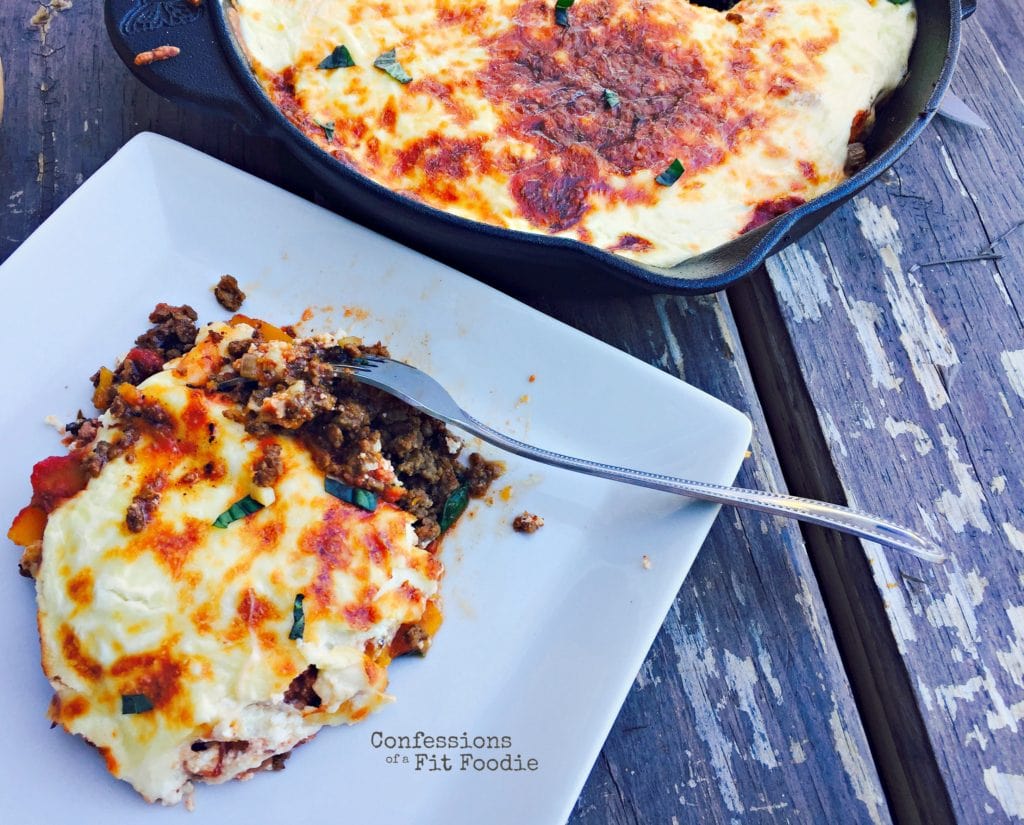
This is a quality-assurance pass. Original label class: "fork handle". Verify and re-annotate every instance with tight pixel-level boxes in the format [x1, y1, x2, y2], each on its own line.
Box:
[458, 415, 945, 564]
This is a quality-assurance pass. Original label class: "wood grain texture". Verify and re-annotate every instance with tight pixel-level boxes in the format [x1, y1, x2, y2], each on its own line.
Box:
[734, 5, 1024, 822]
[0, 2, 892, 822]
[542, 295, 891, 824]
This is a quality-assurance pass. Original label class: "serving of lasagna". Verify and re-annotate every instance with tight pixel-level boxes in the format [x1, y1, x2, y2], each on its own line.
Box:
[8, 304, 499, 805]
[231, 0, 916, 267]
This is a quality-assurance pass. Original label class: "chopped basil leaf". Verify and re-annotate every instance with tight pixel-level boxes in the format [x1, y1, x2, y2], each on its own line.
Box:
[324, 476, 379, 512]
[373, 49, 412, 84]
[602, 88, 621, 110]
[121, 694, 154, 715]
[318, 45, 355, 70]
[655, 158, 685, 186]
[316, 120, 336, 143]
[555, 0, 574, 27]
[212, 495, 263, 528]
[886, 0, 911, 4]
[439, 484, 469, 532]
[289, 594, 305, 640]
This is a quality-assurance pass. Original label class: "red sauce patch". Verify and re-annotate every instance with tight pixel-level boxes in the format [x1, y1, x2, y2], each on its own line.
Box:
[609, 234, 654, 253]
[202, 459, 227, 482]
[408, 77, 472, 124]
[67, 568, 94, 606]
[478, 0, 767, 230]
[256, 0, 834, 242]
[30, 454, 88, 513]
[181, 395, 209, 437]
[798, 160, 817, 182]
[850, 109, 871, 142]
[365, 530, 391, 568]
[741, 196, 806, 233]
[393, 134, 491, 181]
[60, 626, 103, 681]
[123, 347, 164, 379]
[509, 144, 604, 233]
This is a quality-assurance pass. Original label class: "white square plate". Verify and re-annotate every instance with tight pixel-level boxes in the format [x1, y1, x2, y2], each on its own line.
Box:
[0, 134, 750, 824]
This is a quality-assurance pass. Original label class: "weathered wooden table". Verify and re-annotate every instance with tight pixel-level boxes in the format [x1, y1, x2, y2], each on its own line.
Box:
[2, 2, 1022, 822]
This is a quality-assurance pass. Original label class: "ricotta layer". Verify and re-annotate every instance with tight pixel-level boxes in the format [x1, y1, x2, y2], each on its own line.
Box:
[233, 0, 916, 267]
[36, 324, 441, 804]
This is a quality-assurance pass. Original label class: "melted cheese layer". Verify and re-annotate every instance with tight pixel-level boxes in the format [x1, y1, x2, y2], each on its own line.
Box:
[234, 0, 916, 267]
[37, 324, 441, 804]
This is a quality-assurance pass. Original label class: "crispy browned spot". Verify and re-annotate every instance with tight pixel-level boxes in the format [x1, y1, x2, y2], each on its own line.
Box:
[299, 503, 359, 609]
[60, 626, 103, 681]
[110, 647, 185, 715]
[609, 234, 653, 253]
[66, 568, 94, 606]
[237, 588, 280, 626]
[742, 196, 806, 233]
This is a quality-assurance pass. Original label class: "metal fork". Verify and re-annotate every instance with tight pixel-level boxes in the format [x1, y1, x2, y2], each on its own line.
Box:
[336, 356, 945, 564]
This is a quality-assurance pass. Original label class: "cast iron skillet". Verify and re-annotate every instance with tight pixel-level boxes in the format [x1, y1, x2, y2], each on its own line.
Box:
[105, 0, 976, 295]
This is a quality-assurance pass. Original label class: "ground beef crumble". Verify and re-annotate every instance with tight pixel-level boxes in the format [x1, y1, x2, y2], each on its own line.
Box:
[283, 665, 322, 709]
[252, 443, 283, 487]
[135, 303, 198, 360]
[512, 512, 545, 533]
[466, 452, 504, 497]
[126, 473, 167, 533]
[77, 303, 500, 546]
[214, 274, 246, 311]
[90, 304, 199, 413]
[212, 335, 501, 540]
[390, 623, 431, 657]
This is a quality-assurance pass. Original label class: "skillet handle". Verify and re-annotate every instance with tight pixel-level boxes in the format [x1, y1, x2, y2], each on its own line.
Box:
[961, 0, 977, 19]
[104, 0, 264, 134]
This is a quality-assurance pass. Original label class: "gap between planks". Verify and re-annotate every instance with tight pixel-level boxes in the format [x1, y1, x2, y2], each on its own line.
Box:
[727, 267, 956, 825]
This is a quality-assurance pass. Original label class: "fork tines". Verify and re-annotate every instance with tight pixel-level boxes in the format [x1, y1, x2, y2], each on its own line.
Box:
[330, 355, 385, 374]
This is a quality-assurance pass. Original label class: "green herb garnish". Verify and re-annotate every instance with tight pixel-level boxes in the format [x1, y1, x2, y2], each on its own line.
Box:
[373, 49, 412, 84]
[439, 484, 469, 533]
[554, 0, 574, 27]
[212, 495, 263, 528]
[289, 594, 305, 640]
[318, 45, 355, 70]
[317, 119, 336, 143]
[655, 158, 685, 187]
[602, 88, 621, 110]
[324, 477, 378, 512]
[121, 694, 154, 715]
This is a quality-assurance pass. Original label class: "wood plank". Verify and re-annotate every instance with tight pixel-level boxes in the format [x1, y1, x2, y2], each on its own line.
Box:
[536, 296, 890, 824]
[0, 3, 892, 822]
[730, 6, 1024, 822]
